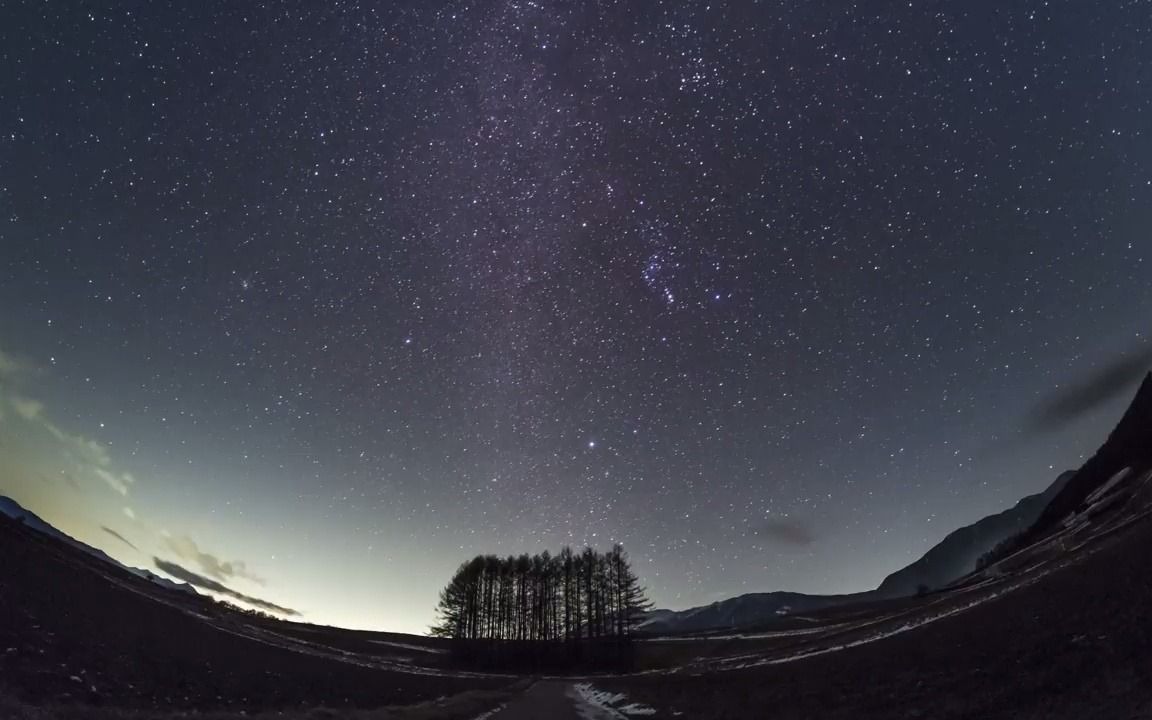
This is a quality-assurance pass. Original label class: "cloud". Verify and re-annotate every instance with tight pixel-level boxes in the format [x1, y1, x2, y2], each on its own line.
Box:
[166, 535, 264, 585]
[12, 396, 44, 421]
[57, 430, 112, 468]
[152, 558, 299, 616]
[747, 516, 817, 547]
[8, 392, 117, 474]
[0, 347, 24, 377]
[101, 526, 138, 551]
[1028, 344, 1152, 434]
[95, 468, 133, 496]
[122, 506, 136, 520]
[57, 471, 82, 491]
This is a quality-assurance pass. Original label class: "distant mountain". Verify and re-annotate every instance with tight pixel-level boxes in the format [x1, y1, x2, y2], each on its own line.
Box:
[644, 470, 1074, 635]
[874, 470, 1074, 598]
[0, 496, 88, 547]
[0, 496, 197, 596]
[640, 590, 874, 635]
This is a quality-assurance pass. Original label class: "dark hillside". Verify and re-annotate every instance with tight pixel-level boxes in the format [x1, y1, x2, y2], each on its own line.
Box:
[0, 517, 509, 713]
[1025, 372, 1152, 543]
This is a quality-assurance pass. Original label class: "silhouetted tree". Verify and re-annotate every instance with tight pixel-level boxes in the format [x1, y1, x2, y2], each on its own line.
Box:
[431, 544, 651, 669]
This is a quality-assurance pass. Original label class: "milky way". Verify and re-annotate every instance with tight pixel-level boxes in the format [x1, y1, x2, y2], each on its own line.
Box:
[1, 1, 1150, 632]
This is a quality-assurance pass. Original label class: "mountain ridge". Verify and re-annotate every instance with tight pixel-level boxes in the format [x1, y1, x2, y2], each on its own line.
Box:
[874, 469, 1075, 598]
[1027, 372, 1152, 540]
[0, 496, 198, 596]
[643, 469, 1074, 634]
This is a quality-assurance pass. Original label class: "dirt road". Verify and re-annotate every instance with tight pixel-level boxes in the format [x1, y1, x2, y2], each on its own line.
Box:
[489, 681, 587, 719]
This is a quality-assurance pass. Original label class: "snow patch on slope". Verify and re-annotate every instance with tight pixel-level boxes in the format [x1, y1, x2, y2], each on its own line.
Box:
[470, 703, 507, 720]
[569, 683, 656, 718]
[369, 639, 447, 654]
[716, 570, 1053, 670]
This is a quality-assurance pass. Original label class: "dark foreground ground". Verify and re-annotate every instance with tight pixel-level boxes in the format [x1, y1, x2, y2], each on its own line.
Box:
[0, 517, 516, 718]
[4, 472, 1152, 719]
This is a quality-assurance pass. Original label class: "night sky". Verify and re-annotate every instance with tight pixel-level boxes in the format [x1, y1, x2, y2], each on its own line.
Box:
[1, 1, 1150, 633]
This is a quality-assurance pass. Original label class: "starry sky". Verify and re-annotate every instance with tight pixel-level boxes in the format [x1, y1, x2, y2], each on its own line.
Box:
[1, 1, 1151, 634]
